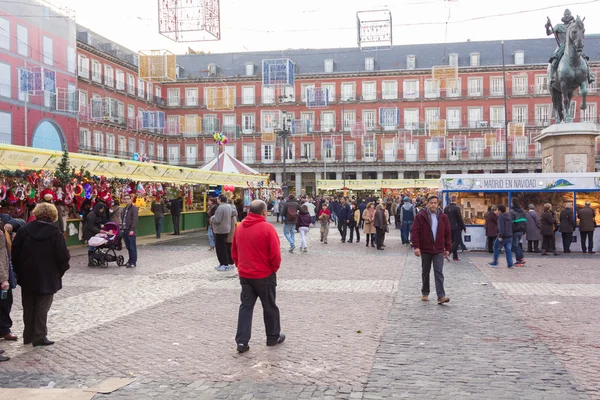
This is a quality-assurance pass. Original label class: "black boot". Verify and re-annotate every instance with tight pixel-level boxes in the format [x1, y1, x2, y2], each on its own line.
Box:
[88, 252, 97, 267]
[365, 235, 369, 247]
[371, 235, 376, 247]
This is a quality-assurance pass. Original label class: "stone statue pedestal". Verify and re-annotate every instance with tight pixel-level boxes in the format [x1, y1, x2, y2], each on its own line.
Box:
[535, 122, 599, 173]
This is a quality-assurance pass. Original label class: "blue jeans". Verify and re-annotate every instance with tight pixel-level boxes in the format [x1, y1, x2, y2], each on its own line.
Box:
[123, 232, 138, 265]
[492, 237, 513, 267]
[208, 226, 215, 247]
[155, 216, 164, 237]
[512, 232, 524, 262]
[284, 223, 295, 248]
[401, 221, 413, 244]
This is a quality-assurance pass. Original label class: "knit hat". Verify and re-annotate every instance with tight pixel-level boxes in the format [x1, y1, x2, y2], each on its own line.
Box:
[528, 204, 535, 210]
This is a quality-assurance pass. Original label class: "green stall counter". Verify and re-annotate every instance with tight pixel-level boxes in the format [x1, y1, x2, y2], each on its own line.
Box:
[65, 211, 206, 246]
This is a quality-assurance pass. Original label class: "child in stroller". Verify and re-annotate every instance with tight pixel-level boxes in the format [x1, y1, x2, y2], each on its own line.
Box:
[88, 222, 125, 268]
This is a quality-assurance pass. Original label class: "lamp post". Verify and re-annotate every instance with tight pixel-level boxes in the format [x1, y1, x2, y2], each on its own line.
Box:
[276, 111, 293, 198]
[501, 40, 509, 173]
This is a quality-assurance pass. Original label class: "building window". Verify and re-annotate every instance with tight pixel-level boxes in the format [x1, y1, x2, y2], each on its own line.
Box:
[261, 110, 280, 132]
[118, 136, 126, 155]
[242, 144, 255, 163]
[380, 107, 399, 130]
[535, 104, 551, 126]
[512, 105, 528, 124]
[362, 82, 376, 101]
[301, 143, 314, 160]
[382, 81, 397, 99]
[403, 80, 419, 99]
[341, 83, 356, 101]
[137, 79, 145, 98]
[148, 142, 155, 157]
[343, 110, 356, 131]
[104, 65, 114, 87]
[363, 110, 376, 131]
[470, 53, 480, 67]
[222, 114, 236, 135]
[490, 106, 505, 127]
[65, 46, 76, 74]
[469, 139, 485, 160]
[490, 77, 504, 96]
[404, 109, 419, 129]
[425, 108, 440, 127]
[155, 85, 161, 99]
[157, 144, 164, 160]
[300, 112, 314, 132]
[324, 59, 334, 73]
[17, 25, 28, 56]
[106, 134, 115, 154]
[262, 85, 275, 104]
[446, 78, 461, 98]
[93, 131, 104, 152]
[321, 111, 335, 131]
[512, 75, 528, 96]
[424, 79, 440, 98]
[185, 88, 198, 106]
[0, 63, 10, 98]
[0, 111, 11, 144]
[468, 107, 483, 128]
[79, 129, 91, 149]
[449, 53, 458, 67]
[446, 108, 461, 129]
[535, 75, 548, 94]
[42, 36, 53, 66]
[467, 77, 482, 97]
[582, 103, 597, 123]
[242, 86, 255, 105]
[365, 57, 374, 71]
[127, 74, 135, 94]
[128, 138, 136, 154]
[363, 140, 376, 160]
[92, 61, 102, 83]
[242, 113, 255, 133]
[262, 144, 274, 163]
[406, 55, 416, 70]
[0, 18, 9, 50]
[514, 51, 525, 65]
[321, 83, 335, 102]
[116, 70, 125, 90]
[167, 88, 180, 106]
[78, 55, 89, 79]
[168, 145, 180, 164]
[245, 63, 254, 76]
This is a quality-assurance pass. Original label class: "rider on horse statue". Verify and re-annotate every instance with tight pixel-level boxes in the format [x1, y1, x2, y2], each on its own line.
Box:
[546, 9, 594, 86]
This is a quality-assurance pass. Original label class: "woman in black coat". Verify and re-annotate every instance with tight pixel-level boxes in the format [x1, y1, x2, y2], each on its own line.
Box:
[83, 202, 107, 266]
[540, 203, 559, 256]
[11, 203, 70, 347]
[484, 205, 498, 254]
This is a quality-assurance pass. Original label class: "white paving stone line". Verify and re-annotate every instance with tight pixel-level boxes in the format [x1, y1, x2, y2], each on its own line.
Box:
[493, 282, 600, 296]
[5, 260, 397, 357]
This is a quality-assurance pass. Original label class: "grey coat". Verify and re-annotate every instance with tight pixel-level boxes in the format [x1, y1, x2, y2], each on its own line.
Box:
[525, 210, 542, 241]
[211, 203, 232, 234]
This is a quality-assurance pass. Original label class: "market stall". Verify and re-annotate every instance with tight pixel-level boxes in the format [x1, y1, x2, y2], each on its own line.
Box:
[440, 173, 600, 250]
[0, 144, 267, 246]
[317, 179, 439, 200]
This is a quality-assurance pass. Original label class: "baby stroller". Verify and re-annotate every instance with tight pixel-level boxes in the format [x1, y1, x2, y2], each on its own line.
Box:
[88, 222, 125, 268]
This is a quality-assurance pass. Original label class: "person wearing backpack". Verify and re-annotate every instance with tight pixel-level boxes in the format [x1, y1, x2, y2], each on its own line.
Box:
[280, 194, 299, 253]
[398, 197, 416, 245]
[509, 199, 528, 266]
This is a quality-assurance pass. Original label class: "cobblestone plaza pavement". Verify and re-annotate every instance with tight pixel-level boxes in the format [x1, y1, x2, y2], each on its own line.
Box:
[0, 220, 598, 399]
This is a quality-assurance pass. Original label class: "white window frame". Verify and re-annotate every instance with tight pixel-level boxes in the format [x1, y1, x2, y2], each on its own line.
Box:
[467, 77, 482, 97]
[92, 60, 102, 83]
[118, 136, 126, 155]
[127, 74, 135, 95]
[78, 55, 89, 79]
[116, 70, 125, 90]
[365, 57, 374, 71]
[512, 75, 528, 96]
[535, 104, 551, 126]
[137, 78, 145, 98]
[321, 83, 335, 102]
[93, 130, 104, 152]
[406, 55, 416, 70]
[79, 128, 91, 149]
[0, 111, 11, 145]
[446, 78, 461, 98]
[157, 144, 165, 161]
[490, 106, 505, 128]
[262, 144, 274, 164]
[404, 109, 419, 130]
[185, 88, 198, 106]
[242, 86, 255, 105]
[382, 81, 398, 100]
[0, 62, 10, 98]
[243, 144, 256, 163]
[468, 107, 483, 128]
[168, 88, 180, 106]
[490, 77, 504, 97]
[104, 65, 114, 87]
[341, 82, 356, 101]
[168, 144, 180, 164]
[148, 142, 155, 157]
[514, 51, 525, 65]
[324, 59, 334, 73]
[535, 75, 548, 95]
[222, 113, 236, 135]
[261, 110, 281, 133]
[362, 81, 376, 101]
[582, 103, 597, 123]
[66, 46, 76, 74]
[446, 107, 461, 129]
[106, 134, 115, 154]
[345, 142, 356, 162]
[512, 105, 528, 124]
[242, 113, 255, 134]
[343, 110, 356, 132]
[470, 53, 480, 67]
[301, 142, 315, 160]
[42, 36, 53, 66]
[17, 25, 28, 56]
[300, 111, 315, 133]
[424, 79, 440, 99]
[403, 80, 419, 99]
[469, 139, 485, 160]
[262, 85, 275, 104]
[363, 110, 376, 131]
[449, 53, 458, 67]
[321, 111, 335, 132]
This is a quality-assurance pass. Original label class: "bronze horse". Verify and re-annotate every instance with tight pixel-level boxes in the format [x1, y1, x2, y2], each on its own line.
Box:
[548, 16, 589, 123]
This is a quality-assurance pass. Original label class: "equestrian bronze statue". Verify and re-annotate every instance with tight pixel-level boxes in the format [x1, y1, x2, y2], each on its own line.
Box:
[546, 9, 594, 123]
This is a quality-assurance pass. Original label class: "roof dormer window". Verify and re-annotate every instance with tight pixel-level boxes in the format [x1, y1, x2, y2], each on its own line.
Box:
[365, 57, 374, 72]
[324, 59, 334, 73]
[406, 55, 415, 70]
[470, 53, 480, 67]
[514, 51, 525, 65]
[449, 53, 458, 67]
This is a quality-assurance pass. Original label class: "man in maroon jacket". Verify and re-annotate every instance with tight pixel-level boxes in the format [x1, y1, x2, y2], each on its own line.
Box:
[232, 200, 285, 353]
[411, 195, 452, 305]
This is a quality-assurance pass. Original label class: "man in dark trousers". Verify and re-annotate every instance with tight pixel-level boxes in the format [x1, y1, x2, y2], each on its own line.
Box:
[509, 199, 528, 266]
[411, 195, 452, 305]
[338, 197, 351, 243]
[121, 194, 139, 268]
[232, 200, 285, 353]
[559, 202, 575, 253]
[167, 196, 183, 235]
[358, 200, 367, 229]
[443, 195, 466, 261]
[577, 201, 596, 253]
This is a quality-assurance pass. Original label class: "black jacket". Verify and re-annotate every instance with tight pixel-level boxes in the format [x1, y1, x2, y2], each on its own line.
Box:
[167, 198, 183, 216]
[83, 203, 106, 241]
[559, 209, 575, 233]
[443, 203, 465, 231]
[12, 220, 70, 294]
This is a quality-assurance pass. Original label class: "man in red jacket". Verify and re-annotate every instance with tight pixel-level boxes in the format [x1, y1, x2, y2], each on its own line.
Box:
[411, 195, 452, 305]
[231, 200, 285, 353]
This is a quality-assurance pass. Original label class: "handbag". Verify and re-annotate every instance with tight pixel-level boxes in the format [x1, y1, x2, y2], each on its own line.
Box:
[385, 225, 390, 233]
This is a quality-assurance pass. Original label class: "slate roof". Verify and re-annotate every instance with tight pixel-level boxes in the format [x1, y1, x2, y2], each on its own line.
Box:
[175, 35, 600, 79]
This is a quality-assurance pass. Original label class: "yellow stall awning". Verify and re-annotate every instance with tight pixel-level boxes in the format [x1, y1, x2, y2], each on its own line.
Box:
[0, 144, 267, 186]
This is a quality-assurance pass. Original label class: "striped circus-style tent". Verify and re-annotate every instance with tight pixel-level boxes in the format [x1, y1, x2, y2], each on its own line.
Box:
[199, 151, 260, 175]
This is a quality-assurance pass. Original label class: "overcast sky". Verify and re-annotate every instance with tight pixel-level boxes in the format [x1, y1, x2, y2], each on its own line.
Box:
[52, 0, 599, 54]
